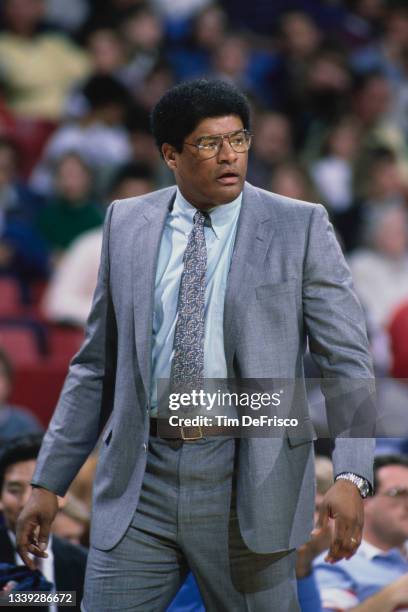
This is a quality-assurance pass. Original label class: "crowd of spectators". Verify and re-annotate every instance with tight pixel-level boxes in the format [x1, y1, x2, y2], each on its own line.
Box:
[1, 0, 408, 610]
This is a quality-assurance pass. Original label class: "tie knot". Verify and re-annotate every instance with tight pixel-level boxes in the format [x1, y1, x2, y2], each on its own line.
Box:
[193, 210, 207, 226]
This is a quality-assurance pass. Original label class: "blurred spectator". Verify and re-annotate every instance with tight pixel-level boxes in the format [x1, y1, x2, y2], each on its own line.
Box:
[270, 161, 319, 203]
[351, 1, 408, 84]
[314, 454, 408, 611]
[52, 493, 90, 547]
[247, 111, 293, 189]
[44, 0, 89, 34]
[126, 104, 168, 185]
[152, 0, 211, 20]
[296, 456, 334, 612]
[85, 26, 128, 79]
[351, 71, 408, 183]
[31, 74, 132, 197]
[0, 0, 90, 121]
[375, 302, 408, 450]
[273, 10, 322, 123]
[0, 348, 43, 442]
[0, 434, 87, 610]
[167, 4, 227, 81]
[37, 153, 103, 259]
[310, 116, 361, 214]
[0, 137, 48, 279]
[42, 163, 154, 326]
[348, 204, 408, 328]
[118, 5, 165, 91]
[309, 116, 362, 251]
[132, 60, 175, 114]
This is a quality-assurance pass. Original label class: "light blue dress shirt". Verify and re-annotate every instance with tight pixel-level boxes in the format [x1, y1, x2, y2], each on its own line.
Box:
[150, 188, 242, 414]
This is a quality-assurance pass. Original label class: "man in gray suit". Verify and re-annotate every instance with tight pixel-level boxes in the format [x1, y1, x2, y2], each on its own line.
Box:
[16, 80, 374, 611]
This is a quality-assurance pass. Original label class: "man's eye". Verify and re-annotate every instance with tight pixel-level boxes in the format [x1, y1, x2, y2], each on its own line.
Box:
[199, 140, 219, 149]
[231, 136, 245, 145]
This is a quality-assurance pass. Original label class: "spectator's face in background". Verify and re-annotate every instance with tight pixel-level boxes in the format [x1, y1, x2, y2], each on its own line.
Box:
[121, 10, 163, 52]
[373, 207, 408, 258]
[112, 178, 154, 199]
[163, 115, 248, 209]
[213, 36, 249, 79]
[88, 29, 127, 75]
[194, 6, 226, 50]
[354, 76, 391, 125]
[327, 120, 360, 160]
[3, 0, 44, 35]
[369, 160, 404, 199]
[0, 459, 36, 532]
[270, 164, 312, 201]
[55, 156, 92, 202]
[364, 465, 408, 548]
[252, 113, 292, 164]
[281, 12, 320, 58]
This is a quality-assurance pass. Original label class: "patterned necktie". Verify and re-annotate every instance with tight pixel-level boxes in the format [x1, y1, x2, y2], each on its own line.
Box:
[171, 210, 207, 392]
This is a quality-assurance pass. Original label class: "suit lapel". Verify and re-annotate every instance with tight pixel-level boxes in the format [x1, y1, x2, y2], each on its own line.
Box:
[132, 187, 176, 400]
[223, 183, 277, 370]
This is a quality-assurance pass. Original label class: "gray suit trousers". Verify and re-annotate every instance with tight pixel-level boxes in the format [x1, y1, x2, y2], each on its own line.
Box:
[82, 436, 300, 612]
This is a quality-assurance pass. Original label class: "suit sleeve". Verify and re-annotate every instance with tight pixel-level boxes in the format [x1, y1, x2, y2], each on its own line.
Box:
[31, 202, 117, 496]
[302, 204, 375, 484]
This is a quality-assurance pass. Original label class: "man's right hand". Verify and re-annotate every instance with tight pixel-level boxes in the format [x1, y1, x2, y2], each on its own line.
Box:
[16, 487, 59, 570]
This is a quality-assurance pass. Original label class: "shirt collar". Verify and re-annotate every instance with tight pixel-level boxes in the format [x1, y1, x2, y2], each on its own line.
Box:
[359, 538, 408, 561]
[174, 188, 242, 239]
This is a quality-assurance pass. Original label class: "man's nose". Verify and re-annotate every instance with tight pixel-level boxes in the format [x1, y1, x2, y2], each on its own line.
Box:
[217, 137, 238, 162]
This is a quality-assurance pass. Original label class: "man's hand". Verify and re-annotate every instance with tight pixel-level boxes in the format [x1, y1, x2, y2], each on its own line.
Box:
[296, 521, 332, 578]
[312, 479, 364, 564]
[16, 487, 59, 570]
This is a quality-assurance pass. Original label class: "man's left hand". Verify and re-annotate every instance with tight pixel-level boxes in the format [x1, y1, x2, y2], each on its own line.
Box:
[312, 479, 364, 564]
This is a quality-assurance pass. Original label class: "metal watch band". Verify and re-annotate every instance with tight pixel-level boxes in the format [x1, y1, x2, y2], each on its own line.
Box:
[335, 472, 371, 498]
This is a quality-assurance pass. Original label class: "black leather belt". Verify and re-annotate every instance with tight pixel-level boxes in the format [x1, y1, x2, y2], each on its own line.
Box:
[149, 417, 235, 441]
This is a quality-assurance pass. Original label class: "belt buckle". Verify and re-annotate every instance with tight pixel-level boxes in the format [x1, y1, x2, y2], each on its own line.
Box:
[181, 425, 203, 441]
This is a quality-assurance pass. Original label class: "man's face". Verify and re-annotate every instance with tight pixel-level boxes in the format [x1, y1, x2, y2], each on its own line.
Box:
[364, 465, 408, 547]
[0, 460, 36, 533]
[162, 115, 248, 210]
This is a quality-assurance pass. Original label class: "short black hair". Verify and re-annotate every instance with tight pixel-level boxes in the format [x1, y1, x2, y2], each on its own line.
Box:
[373, 454, 408, 493]
[82, 75, 130, 111]
[0, 433, 43, 491]
[150, 79, 251, 152]
[109, 162, 154, 194]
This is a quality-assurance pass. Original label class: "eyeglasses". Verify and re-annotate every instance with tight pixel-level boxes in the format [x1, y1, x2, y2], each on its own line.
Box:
[184, 129, 252, 159]
[379, 487, 408, 500]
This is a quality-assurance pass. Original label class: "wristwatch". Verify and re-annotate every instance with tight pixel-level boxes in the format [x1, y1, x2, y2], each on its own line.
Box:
[335, 472, 372, 498]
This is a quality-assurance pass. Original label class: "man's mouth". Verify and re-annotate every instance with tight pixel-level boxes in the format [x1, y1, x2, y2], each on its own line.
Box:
[216, 172, 240, 185]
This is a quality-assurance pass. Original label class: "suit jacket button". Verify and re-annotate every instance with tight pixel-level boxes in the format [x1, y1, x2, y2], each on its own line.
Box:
[142, 443, 147, 452]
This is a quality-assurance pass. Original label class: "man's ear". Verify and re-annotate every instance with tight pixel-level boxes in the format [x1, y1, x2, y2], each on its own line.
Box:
[162, 143, 177, 170]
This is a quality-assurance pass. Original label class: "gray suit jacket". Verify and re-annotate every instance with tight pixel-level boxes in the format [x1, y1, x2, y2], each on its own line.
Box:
[32, 182, 375, 553]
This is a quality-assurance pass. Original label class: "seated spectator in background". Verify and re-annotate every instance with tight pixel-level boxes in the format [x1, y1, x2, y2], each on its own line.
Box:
[37, 153, 103, 261]
[42, 163, 155, 326]
[0, 348, 43, 441]
[166, 3, 227, 81]
[375, 301, 408, 453]
[296, 456, 333, 612]
[348, 203, 408, 329]
[269, 161, 319, 203]
[246, 111, 293, 190]
[355, 147, 408, 212]
[0, 434, 87, 609]
[85, 26, 128, 80]
[52, 493, 90, 547]
[0, 137, 48, 280]
[0, 0, 90, 122]
[314, 455, 408, 611]
[30, 74, 132, 197]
